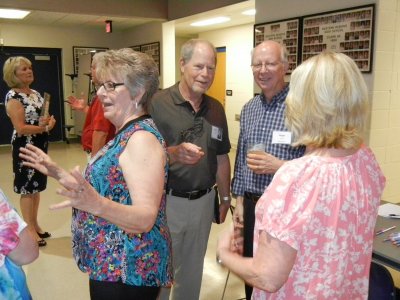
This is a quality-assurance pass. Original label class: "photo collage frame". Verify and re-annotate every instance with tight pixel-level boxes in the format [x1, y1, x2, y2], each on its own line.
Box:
[254, 4, 374, 73]
[130, 42, 160, 73]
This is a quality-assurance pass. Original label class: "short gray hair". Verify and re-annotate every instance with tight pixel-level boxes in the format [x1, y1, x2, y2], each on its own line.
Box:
[94, 48, 159, 111]
[180, 39, 217, 65]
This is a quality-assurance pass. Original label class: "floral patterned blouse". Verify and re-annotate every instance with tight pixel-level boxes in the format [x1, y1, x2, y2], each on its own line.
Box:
[0, 188, 32, 299]
[253, 146, 386, 300]
[71, 116, 173, 287]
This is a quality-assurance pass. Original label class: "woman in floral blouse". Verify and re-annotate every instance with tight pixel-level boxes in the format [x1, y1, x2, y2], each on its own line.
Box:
[20, 48, 172, 300]
[217, 51, 386, 299]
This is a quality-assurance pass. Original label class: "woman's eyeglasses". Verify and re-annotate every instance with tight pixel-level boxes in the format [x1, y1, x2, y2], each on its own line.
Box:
[96, 81, 124, 92]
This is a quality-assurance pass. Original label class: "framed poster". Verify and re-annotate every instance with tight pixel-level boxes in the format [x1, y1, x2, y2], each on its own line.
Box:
[72, 46, 108, 75]
[130, 45, 141, 52]
[302, 4, 374, 72]
[254, 18, 300, 73]
[130, 42, 160, 73]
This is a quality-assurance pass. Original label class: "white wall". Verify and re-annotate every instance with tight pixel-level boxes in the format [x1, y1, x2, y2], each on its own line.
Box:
[255, 0, 373, 22]
[123, 21, 163, 48]
[199, 24, 254, 148]
[371, 0, 400, 203]
[168, 0, 246, 20]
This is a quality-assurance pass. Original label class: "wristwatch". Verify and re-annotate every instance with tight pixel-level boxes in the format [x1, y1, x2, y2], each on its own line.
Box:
[222, 196, 231, 202]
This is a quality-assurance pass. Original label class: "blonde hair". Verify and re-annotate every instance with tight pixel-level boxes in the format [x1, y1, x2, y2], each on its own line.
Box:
[285, 51, 369, 149]
[3, 56, 32, 88]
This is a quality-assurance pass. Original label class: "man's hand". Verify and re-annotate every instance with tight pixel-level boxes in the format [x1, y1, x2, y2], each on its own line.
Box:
[247, 151, 283, 175]
[218, 201, 231, 223]
[232, 196, 244, 227]
[66, 95, 87, 111]
[168, 143, 205, 165]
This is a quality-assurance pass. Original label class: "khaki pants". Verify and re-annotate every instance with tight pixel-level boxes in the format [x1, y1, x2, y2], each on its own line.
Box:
[159, 189, 215, 300]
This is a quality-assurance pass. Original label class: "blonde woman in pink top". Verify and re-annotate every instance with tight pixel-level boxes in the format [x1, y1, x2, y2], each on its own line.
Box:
[217, 51, 386, 299]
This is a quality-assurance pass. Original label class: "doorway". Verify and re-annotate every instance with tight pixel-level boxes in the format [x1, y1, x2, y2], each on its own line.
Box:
[207, 47, 226, 108]
[0, 47, 65, 145]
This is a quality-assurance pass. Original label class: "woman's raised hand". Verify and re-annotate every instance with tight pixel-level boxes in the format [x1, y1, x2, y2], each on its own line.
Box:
[19, 144, 60, 178]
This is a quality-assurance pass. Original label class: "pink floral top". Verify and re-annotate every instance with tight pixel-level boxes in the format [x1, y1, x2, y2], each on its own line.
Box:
[0, 188, 26, 267]
[0, 188, 33, 299]
[253, 146, 386, 300]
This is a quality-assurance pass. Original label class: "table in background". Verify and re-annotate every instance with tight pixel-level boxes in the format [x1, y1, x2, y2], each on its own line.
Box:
[373, 215, 400, 271]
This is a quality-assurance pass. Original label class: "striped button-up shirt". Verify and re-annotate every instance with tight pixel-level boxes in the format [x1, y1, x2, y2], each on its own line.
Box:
[232, 85, 305, 196]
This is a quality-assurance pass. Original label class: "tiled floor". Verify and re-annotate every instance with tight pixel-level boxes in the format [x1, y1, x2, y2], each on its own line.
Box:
[0, 142, 245, 300]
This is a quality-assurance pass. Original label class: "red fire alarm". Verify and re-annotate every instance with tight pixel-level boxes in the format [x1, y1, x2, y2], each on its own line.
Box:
[105, 20, 112, 33]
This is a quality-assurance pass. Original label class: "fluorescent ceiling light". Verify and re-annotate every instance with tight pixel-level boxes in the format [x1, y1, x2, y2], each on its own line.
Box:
[0, 8, 30, 19]
[190, 17, 230, 27]
[242, 9, 256, 16]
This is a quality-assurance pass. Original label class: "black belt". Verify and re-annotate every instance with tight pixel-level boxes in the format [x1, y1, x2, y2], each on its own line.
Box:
[244, 191, 262, 204]
[167, 187, 213, 200]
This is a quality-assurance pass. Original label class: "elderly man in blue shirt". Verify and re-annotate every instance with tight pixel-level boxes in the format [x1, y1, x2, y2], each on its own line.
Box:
[231, 40, 305, 300]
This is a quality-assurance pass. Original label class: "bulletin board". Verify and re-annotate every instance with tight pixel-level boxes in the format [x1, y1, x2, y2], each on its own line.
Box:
[253, 4, 375, 73]
[72, 46, 108, 75]
[254, 18, 300, 73]
[130, 42, 160, 73]
[302, 4, 374, 72]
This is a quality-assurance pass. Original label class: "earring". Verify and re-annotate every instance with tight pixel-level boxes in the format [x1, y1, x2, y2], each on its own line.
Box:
[135, 101, 138, 109]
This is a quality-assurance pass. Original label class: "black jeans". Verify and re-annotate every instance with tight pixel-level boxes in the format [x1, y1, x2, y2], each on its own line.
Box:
[243, 192, 261, 300]
[89, 279, 160, 300]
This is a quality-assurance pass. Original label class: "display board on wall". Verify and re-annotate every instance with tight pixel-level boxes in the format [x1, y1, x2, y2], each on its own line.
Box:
[302, 5, 374, 72]
[72, 46, 108, 75]
[253, 4, 374, 73]
[129, 42, 160, 73]
[254, 18, 300, 73]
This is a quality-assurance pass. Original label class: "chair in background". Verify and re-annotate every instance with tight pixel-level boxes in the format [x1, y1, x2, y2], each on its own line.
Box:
[368, 261, 397, 300]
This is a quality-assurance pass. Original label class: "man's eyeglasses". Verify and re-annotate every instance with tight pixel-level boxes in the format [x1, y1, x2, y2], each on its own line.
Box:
[180, 117, 203, 143]
[251, 61, 281, 72]
[97, 81, 124, 92]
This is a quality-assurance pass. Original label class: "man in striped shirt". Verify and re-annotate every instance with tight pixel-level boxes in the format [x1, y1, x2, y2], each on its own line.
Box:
[231, 40, 305, 300]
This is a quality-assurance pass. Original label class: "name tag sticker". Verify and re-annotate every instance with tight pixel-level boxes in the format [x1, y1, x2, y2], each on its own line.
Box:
[211, 126, 223, 141]
[272, 131, 292, 144]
